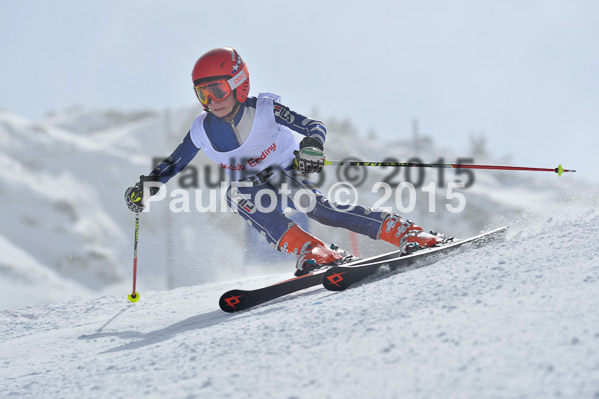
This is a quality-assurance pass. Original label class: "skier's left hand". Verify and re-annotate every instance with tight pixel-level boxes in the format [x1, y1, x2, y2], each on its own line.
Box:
[294, 137, 325, 173]
[124, 175, 161, 213]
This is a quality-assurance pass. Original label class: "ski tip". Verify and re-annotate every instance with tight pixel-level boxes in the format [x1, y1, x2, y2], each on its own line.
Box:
[219, 290, 246, 313]
[128, 292, 140, 303]
[322, 267, 351, 291]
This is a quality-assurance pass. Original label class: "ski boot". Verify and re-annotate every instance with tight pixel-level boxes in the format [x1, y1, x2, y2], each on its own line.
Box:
[278, 224, 352, 276]
[379, 214, 452, 256]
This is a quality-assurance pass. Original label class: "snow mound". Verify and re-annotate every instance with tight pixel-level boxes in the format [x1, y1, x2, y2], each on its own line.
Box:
[0, 234, 90, 309]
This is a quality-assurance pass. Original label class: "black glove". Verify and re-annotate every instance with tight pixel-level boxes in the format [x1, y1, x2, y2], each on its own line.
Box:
[124, 182, 144, 213]
[124, 176, 160, 213]
[294, 137, 325, 174]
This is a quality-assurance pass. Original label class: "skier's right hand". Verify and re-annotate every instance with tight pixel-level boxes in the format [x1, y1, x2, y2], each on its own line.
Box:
[124, 182, 144, 213]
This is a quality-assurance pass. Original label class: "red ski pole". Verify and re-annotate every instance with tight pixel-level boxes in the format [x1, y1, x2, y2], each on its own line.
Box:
[128, 213, 141, 303]
[324, 160, 576, 176]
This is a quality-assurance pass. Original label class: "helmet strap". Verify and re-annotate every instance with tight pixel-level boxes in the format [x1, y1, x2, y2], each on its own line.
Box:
[221, 97, 242, 122]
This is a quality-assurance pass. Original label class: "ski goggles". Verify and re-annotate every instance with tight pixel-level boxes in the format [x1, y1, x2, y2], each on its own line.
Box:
[194, 65, 249, 106]
[195, 81, 232, 105]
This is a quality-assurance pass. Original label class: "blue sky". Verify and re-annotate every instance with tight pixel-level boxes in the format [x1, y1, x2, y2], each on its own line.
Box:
[2, 1, 598, 181]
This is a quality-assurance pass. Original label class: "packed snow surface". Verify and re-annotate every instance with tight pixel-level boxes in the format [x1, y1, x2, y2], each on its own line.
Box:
[2, 190, 598, 398]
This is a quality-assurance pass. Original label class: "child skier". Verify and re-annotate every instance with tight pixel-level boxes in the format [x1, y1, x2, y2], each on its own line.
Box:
[125, 47, 446, 276]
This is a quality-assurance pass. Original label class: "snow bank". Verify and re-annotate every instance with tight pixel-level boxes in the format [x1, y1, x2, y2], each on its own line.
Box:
[0, 234, 90, 310]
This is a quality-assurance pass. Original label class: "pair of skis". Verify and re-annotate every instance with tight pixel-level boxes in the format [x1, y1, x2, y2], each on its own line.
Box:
[219, 226, 508, 313]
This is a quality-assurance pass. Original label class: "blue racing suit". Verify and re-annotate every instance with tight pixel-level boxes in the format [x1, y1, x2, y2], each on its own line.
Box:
[144, 96, 388, 249]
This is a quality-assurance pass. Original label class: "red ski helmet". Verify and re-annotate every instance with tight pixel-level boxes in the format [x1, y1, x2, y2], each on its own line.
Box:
[191, 47, 250, 105]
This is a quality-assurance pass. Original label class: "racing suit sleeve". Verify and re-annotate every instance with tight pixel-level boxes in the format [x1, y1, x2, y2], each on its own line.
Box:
[273, 102, 327, 147]
[143, 131, 201, 186]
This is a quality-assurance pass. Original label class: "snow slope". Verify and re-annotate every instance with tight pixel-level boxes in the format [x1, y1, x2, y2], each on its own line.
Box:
[1, 189, 598, 398]
[0, 234, 89, 309]
[0, 106, 586, 310]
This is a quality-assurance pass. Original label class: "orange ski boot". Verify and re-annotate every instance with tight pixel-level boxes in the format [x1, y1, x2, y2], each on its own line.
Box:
[278, 224, 348, 276]
[379, 214, 448, 255]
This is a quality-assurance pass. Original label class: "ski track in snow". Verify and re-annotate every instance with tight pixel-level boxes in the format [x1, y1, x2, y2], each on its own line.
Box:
[2, 200, 599, 399]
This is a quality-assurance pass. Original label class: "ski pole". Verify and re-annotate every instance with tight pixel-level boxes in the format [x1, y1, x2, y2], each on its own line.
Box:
[128, 213, 141, 303]
[323, 160, 576, 176]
